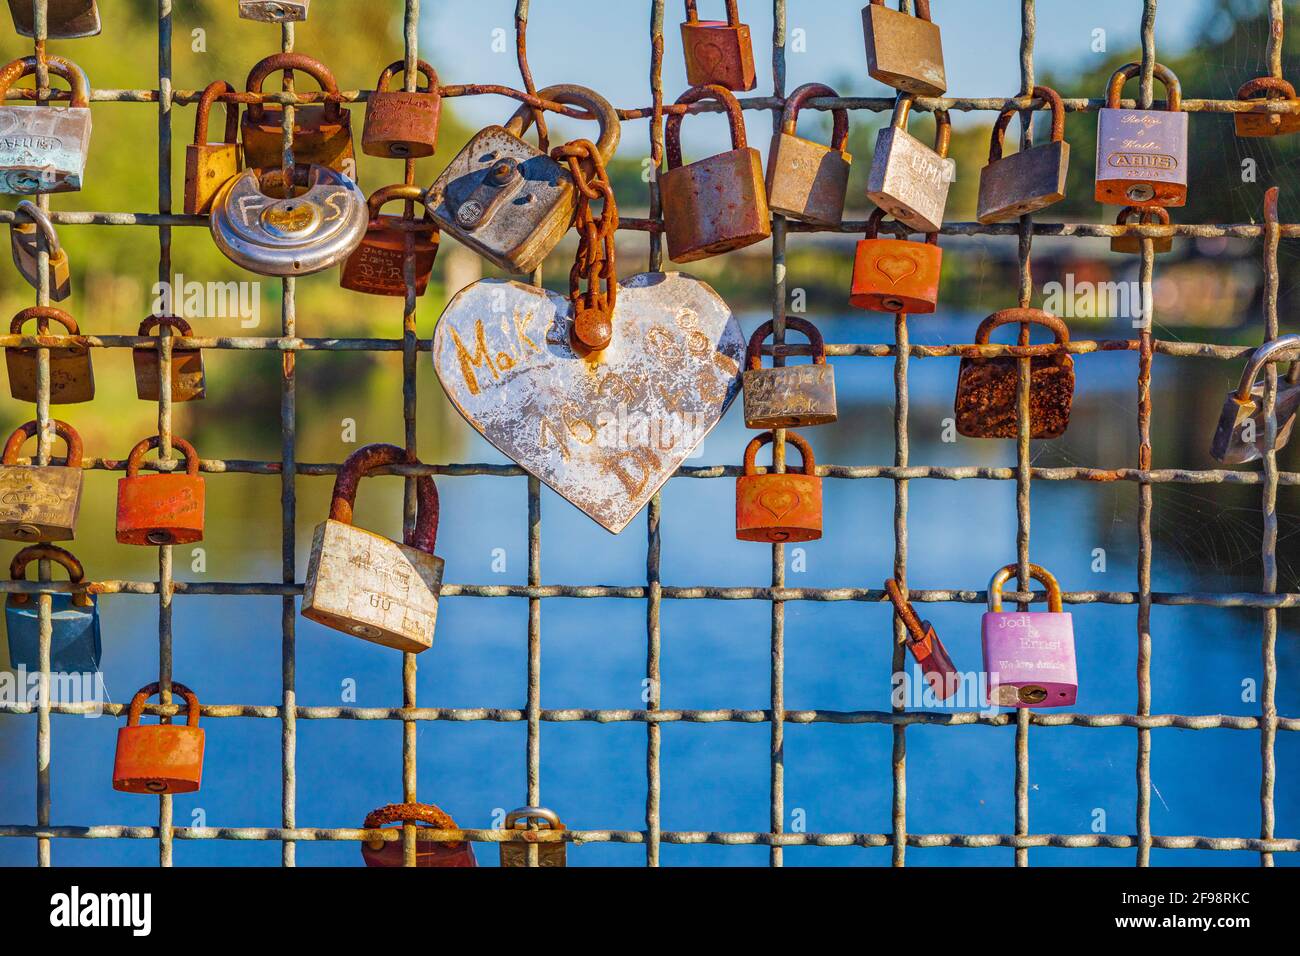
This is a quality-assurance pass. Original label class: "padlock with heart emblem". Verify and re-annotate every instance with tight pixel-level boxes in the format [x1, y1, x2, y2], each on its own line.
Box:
[680, 1, 756, 91]
[1111, 206, 1173, 255]
[6, 306, 94, 404]
[982, 563, 1077, 708]
[339, 184, 439, 297]
[861, 0, 947, 97]
[1095, 62, 1187, 207]
[363, 59, 441, 159]
[7, 0, 100, 37]
[6, 544, 100, 674]
[884, 578, 960, 702]
[1234, 77, 1300, 137]
[736, 430, 822, 543]
[849, 208, 941, 314]
[742, 317, 836, 429]
[866, 95, 953, 234]
[133, 315, 206, 402]
[112, 682, 205, 794]
[361, 803, 477, 868]
[1210, 334, 1300, 464]
[185, 80, 243, 215]
[241, 53, 354, 173]
[766, 82, 852, 227]
[238, 0, 309, 21]
[10, 200, 71, 301]
[116, 436, 206, 546]
[500, 807, 567, 867]
[977, 86, 1070, 223]
[0, 55, 93, 195]
[0, 419, 83, 542]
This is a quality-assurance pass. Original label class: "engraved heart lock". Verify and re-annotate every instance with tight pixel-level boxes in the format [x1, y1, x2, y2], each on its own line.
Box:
[849, 208, 942, 314]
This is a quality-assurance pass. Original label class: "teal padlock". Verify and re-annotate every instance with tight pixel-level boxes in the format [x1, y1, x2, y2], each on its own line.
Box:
[5, 544, 100, 674]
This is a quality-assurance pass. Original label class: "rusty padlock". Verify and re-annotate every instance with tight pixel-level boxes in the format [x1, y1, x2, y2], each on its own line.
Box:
[7, 0, 100, 37]
[0, 420, 83, 542]
[0, 55, 93, 195]
[681, 1, 756, 92]
[133, 316, 206, 402]
[766, 83, 852, 227]
[10, 200, 71, 301]
[339, 185, 439, 297]
[849, 208, 941, 314]
[955, 308, 1075, 440]
[662, 84, 770, 263]
[112, 682, 205, 794]
[1210, 334, 1300, 465]
[736, 430, 822, 543]
[1234, 77, 1300, 138]
[500, 807, 567, 867]
[742, 317, 837, 429]
[1095, 62, 1187, 207]
[185, 80, 243, 215]
[302, 443, 444, 654]
[115, 436, 206, 546]
[6, 544, 100, 674]
[361, 803, 477, 868]
[977, 86, 1070, 223]
[861, 0, 947, 97]
[363, 60, 441, 159]
[1111, 206, 1172, 255]
[242, 53, 354, 174]
[866, 95, 953, 234]
[884, 578, 959, 702]
[6, 306, 94, 404]
[238, 0, 310, 20]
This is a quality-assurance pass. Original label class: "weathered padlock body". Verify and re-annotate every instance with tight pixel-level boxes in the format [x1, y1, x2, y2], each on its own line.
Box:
[340, 214, 438, 296]
[884, 579, 960, 702]
[1234, 78, 1300, 138]
[6, 593, 101, 674]
[1111, 207, 1173, 255]
[133, 348, 206, 402]
[11, 202, 71, 300]
[361, 803, 477, 868]
[362, 60, 441, 159]
[662, 147, 770, 262]
[681, 2, 756, 91]
[765, 83, 851, 227]
[0, 56, 93, 195]
[0, 415, 83, 541]
[113, 724, 204, 794]
[1211, 383, 1300, 464]
[1095, 63, 1187, 207]
[736, 471, 822, 542]
[849, 228, 942, 314]
[7, 0, 100, 37]
[978, 140, 1069, 223]
[866, 115, 952, 234]
[861, 0, 946, 98]
[241, 54, 353, 172]
[185, 81, 243, 216]
[238, 0, 310, 21]
[116, 475, 206, 545]
[742, 316, 837, 428]
[7, 307, 94, 404]
[500, 808, 567, 867]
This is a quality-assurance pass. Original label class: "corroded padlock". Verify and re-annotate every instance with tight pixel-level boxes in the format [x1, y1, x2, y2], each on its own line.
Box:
[1234, 77, 1300, 138]
[849, 208, 941, 314]
[1111, 206, 1173, 255]
[185, 80, 243, 215]
[7, 0, 100, 37]
[0, 55, 93, 195]
[426, 84, 620, 274]
[742, 317, 836, 429]
[6, 306, 94, 404]
[866, 95, 952, 234]
[116, 436, 205, 546]
[302, 443, 444, 653]
[766, 83, 851, 227]
[736, 431, 822, 543]
[662, 84, 770, 263]
[861, 0, 946, 97]
[238, 0, 309, 21]
[133, 315, 206, 402]
[339, 185, 439, 297]
[1095, 62, 1187, 207]
[113, 682, 205, 794]
[500, 807, 567, 867]
[363, 60, 441, 159]
[361, 803, 477, 868]
[983, 563, 1077, 708]
[955, 308, 1074, 440]
[242, 53, 354, 173]
[681, 0, 756, 92]
[10, 200, 71, 301]
[977, 86, 1070, 223]
[884, 578, 959, 702]
[1210, 334, 1300, 464]
[0, 419, 83, 542]
[5, 544, 100, 674]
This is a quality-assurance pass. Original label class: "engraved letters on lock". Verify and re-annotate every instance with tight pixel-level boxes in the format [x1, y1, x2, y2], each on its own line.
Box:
[1095, 62, 1188, 207]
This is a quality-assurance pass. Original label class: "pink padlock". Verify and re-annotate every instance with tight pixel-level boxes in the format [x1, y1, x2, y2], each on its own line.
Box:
[981, 563, 1077, 708]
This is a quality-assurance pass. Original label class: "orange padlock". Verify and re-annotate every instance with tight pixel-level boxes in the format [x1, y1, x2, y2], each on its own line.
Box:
[112, 682, 205, 794]
[361, 803, 478, 868]
[736, 430, 822, 543]
[115, 436, 205, 546]
[849, 208, 942, 314]
[681, 0, 756, 92]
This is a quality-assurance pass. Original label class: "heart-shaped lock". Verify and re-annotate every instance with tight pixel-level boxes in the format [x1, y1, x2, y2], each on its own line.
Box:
[433, 272, 745, 533]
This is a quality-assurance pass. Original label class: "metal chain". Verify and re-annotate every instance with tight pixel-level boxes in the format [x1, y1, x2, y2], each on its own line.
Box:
[552, 139, 620, 352]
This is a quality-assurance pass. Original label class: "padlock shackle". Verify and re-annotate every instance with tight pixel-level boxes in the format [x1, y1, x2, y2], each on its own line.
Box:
[10, 306, 79, 337]
[974, 307, 1071, 347]
[987, 563, 1063, 613]
[124, 435, 201, 479]
[244, 52, 345, 124]
[889, 95, 951, 158]
[666, 84, 749, 169]
[780, 83, 849, 151]
[194, 79, 240, 147]
[1237, 76, 1298, 103]
[366, 183, 432, 221]
[863, 207, 938, 244]
[13, 201, 61, 256]
[742, 430, 816, 476]
[988, 86, 1065, 163]
[126, 682, 201, 728]
[2, 419, 83, 468]
[1115, 206, 1171, 227]
[8, 544, 92, 608]
[1233, 334, 1300, 401]
[329, 443, 440, 555]
[136, 314, 195, 337]
[362, 802, 463, 849]
[745, 317, 826, 370]
[375, 58, 440, 94]
[504, 806, 566, 831]
[1105, 62, 1182, 112]
[684, 0, 741, 25]
[884, 578, 930, 647]
[868, 0, 933, 21]
[506, 84, 621, 163]
[0, 55, 91, 106]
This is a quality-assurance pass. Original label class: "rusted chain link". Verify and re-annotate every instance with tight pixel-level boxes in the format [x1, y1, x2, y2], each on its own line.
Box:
[553, 139, 619, 352]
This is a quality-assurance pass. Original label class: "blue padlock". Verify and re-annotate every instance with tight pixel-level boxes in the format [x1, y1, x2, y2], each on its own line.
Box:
[5, 544, 100, 674]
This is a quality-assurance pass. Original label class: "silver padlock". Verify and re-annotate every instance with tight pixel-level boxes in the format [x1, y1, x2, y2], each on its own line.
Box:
[0, 56, 93, 195]
[10, 200, 71, 301]
[865, 94, 953, 234]
[238, 0, 309, 21]
[7, 0, 100, 38]
[1211, 335, 1300, 464]
[208, 164, 368, 276]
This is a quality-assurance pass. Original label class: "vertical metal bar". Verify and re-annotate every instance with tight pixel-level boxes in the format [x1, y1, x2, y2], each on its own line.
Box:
[1268, 0, 1285, 80]
[1259, 188, 1281, 867]
[890, 312, 909, 867]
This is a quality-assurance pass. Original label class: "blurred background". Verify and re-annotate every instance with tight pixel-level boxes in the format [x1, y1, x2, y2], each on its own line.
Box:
[1, 0, 1298, 867]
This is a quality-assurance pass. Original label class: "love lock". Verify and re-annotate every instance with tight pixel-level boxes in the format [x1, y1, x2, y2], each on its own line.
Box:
[0, 419, 83, 542]
[6, 544, 100, 674]
[1211, 334, 1300, 464]
[361, 802, 476, 868]
[7, 0, 100, 38]
[10, 201, 71, 300]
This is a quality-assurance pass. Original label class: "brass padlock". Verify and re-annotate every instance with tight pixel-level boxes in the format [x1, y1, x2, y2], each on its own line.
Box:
[681, 0, 756, 92]
[238, 0, 309, 20]
[766, 82, 852, 227]
[10, 200, 71, 301]
[866, 95, 953, 234]
[849, 208, 942, 314]
[500, 807, 567, 867]
[977, 86, 1070, 223]
[1111, 206, 1172, 255]
[1210, 335, 1300, 464]
[1095, 62, 1187, 207]
[736, 430, 822, 543]
[6, 306, 94, 404]
[742, 317, 837, 429]
[7, 0, 100, 38]
[362, 60, 441, 159]
[133, 315, 206, 402]
[242, 53, 354, 174]
[185, 80, 243, 215]
[426, 84, 620, 274]
[0, 55, 93, 195]
[861, 0, 947, 97]
[339, 184, 439, 297]
[955, 308, 1075, 440]
[661, 83, 770, 263]
[0, 419, 83, 542]
[1234, 77, 1300, 138]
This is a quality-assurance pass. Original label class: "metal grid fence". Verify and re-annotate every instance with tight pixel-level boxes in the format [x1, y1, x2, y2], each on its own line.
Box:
[0, 0, 1296, 867]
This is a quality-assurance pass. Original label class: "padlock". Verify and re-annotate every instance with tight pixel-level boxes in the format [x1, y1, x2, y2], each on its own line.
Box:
[742, 317, 836, 429]
[884, 578, 959, 702]
[861, 0, 947, 98]
[766, 82, 852, 227]
[185, 80, 243, 215]
[112, 682, 205, 794]
[1234, 77, 1300, 138]
[116, 436, 206, 546]
[362, 60, 441, 159]
[866, 95, 953, 234]
[5, 544, 100, 674]
[339, 185, 439, 297]
[849, 208, 942, 314]
[133, 315, 206, 402]
[426, 84, 621, 274]
[954, 308, 1075, 440]
[238, 0, 309, 20]
[241, 53, 354, 174]
[0, 55, 93, 195]
[10, 200, 71, 301]
[7, 0, 100, 37]
[1095, 62, 1187, 207]
[361, 803, 477, 868]
[1210, 334, 1300, 464]
[500, 807, 567, 867]
[6, 306, 94, 404]
[977, 86, 1070, 223]
[680, 0, 756, 92]
[1111, 206, 1173, 255]
[661, 83, 770, 263]
[736, 430, 822, 543]
[302, 443, 444, 653]
[982, 563, 1077, 708]
[209, 164, 368, 276]
[0, 419, 83, 542]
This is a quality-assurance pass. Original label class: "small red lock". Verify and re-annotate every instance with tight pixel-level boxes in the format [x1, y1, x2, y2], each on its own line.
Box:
[361, 803, 478, 868]
[116, 435, 205, 546]
[736, 430, 822, 543]
[112, 682, 205, 794]
[884, 578, 960, 701]
[849, 208, 942, 314]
